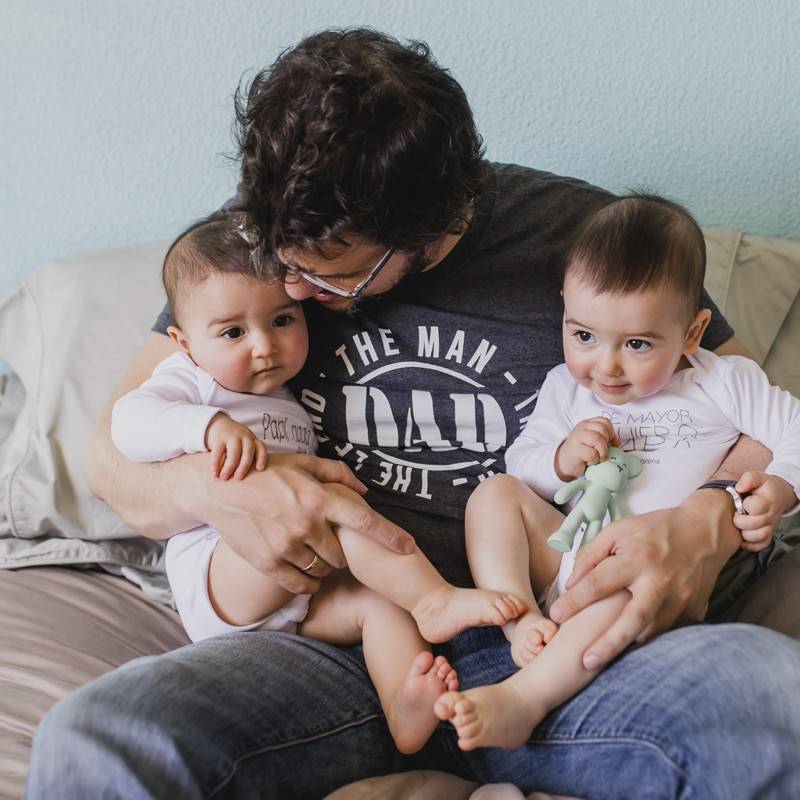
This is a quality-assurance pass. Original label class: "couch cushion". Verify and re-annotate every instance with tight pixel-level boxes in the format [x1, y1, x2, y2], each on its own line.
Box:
[703, 228, 800, 395]
[0, 244, 171, 599]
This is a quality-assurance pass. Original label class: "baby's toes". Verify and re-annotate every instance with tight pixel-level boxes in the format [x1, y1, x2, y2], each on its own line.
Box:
[455, 714, 480, 738]
[434, 657, 455, 681]
[492, 594, 519, 623]
[526, 641, 544, 659]
[434, 691, 463, 721]
[504, 594, 527, 619]
[518, 643, 538, 665]
[541, 619, 559, 643]
[526, 627, 545, 648]
[454, 698, 475, 718]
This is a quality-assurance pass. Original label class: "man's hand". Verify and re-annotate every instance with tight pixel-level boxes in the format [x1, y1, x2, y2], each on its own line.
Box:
[193, 451, 416, 594]
[205, 412, 269, 480]
[555, 417, 621, 480]
[735, 471, 797, 552]
[549, 491, 738, 670]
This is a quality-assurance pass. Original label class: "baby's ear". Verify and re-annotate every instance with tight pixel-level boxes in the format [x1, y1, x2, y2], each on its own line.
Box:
[626, 453, 643, 478]
[167, 325, 191, 354]
[684, 308, 712, 355]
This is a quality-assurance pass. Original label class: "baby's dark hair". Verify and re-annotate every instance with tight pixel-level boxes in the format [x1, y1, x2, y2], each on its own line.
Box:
[565, 194, 707, 320]
[163, 211, 261, 326]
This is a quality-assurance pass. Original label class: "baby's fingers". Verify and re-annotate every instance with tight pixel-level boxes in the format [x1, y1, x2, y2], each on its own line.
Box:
[255, 440, 269, 471]
[234, 438, 256, 480]
[739, 522, 774, 551]
[742, 494, 770, 517]
[579, 431, 611, 462]
[219, 439, 243, 481]
[211, 444, 226, 478]
[736, 471, 767, 494]
[578, 443, 603, 466]
[734, 507, 775, 531]
[586, 417, 619, 446]
[741, 537, 773, 553]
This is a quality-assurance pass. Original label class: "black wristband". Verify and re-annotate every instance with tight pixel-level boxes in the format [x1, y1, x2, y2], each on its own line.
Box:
[697, 480, 748, 515]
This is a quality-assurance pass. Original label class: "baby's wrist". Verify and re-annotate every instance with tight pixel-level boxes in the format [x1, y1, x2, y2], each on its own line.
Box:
[771, 475, 798, 513]
[554, 442, 581, 481]
[204, 411, 226, 448]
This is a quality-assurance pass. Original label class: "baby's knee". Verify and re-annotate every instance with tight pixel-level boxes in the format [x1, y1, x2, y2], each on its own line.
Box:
[467, 473, 525, 511]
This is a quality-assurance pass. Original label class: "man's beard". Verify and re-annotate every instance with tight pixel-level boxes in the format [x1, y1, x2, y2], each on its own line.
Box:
[407, 245, 435, 275]
[341, 247, 432, 314]
[320, 244, 435, 315]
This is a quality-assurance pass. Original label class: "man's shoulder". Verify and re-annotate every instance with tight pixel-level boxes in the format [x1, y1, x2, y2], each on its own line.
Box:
[480, 162, 614, 248]
[487, 161, 614, 205]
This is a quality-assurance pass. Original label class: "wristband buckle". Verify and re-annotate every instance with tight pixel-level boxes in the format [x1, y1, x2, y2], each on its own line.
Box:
[697, 480, 748, 515]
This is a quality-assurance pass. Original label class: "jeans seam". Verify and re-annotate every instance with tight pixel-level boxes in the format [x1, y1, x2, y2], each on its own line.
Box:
[527, 734, 689, 783]
[206, 712, 386, 798]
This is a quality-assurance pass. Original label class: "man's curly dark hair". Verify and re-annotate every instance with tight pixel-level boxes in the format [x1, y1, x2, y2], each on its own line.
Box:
[234, 28, 486, 270]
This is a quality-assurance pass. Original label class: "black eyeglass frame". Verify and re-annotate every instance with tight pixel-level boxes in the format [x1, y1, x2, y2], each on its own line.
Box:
[283, 246, 397, 299]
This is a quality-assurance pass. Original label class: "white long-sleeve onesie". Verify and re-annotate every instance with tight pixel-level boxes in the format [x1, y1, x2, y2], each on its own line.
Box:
[112, 351, 317, 641]
[505, 348, 800, 590]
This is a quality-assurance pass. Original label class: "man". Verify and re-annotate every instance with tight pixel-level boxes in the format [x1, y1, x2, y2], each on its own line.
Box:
[29, 29, 800, 799]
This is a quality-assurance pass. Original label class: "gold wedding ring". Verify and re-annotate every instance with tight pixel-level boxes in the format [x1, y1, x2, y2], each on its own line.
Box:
[300, 554, 319, 572]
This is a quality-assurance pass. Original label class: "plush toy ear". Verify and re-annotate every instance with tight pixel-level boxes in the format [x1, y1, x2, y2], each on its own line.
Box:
[626, 453, 643, 478]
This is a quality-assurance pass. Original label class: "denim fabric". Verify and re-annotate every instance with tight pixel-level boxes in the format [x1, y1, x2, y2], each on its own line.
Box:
[28, 623, 800, 800]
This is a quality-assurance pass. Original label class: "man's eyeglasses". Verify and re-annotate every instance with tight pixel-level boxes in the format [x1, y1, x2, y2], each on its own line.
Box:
[283, 247, 396, 300]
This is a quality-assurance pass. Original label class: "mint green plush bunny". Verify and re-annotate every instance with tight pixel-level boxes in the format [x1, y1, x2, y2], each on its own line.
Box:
[547, 446, 642, 553]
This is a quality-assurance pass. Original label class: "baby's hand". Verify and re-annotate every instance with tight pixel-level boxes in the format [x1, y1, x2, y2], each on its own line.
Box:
[734, 471, 797, 552]
[205, 413, 269, 480]
[556, 416, 621, 479]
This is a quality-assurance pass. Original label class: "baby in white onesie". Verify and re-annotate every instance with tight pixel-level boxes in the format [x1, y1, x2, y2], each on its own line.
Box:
[111, 212, 526, 755]
[435, 193, 800, 751]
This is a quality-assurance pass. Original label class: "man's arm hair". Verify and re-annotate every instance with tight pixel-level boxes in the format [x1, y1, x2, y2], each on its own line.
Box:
[85, 332, 198, 539]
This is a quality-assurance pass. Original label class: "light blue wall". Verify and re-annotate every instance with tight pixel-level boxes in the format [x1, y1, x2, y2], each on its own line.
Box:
[2, 0, 799, 300]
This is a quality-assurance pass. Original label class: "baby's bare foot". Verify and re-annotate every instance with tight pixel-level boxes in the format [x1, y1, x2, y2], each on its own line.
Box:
[504, 611, 559, 668]
[412, 586, 526, 644]
[388, 652, 458, 755]
[434, 682, 546, 751]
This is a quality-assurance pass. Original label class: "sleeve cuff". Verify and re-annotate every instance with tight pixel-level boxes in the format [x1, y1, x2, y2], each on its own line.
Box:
[765, 465, 800, 517]
[183, 406, 225, 454]
[509, 439, 565, 501]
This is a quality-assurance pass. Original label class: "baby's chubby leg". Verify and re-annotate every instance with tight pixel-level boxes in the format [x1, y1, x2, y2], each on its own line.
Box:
[465, 475, 562, 667]
[435, 589, 629, 750]
[208, 538, 297, 626]
[329, 484, 526, 643]
[300, 571, 458, 755]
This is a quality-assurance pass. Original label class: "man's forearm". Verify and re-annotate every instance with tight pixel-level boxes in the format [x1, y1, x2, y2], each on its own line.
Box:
[684, 434, 772, 598]
[693, 433, 771, 556]
[711, 433, 770, 482]
[86, 415, 205, 540]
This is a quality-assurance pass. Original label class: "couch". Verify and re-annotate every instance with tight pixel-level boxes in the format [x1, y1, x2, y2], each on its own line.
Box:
[1, 228, 799, 799]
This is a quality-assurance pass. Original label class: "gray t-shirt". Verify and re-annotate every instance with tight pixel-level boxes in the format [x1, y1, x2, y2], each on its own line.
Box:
[154, 163, 734, 585]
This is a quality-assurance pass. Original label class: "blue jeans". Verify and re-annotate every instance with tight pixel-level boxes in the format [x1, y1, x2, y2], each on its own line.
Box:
[28, 623, 800, 799]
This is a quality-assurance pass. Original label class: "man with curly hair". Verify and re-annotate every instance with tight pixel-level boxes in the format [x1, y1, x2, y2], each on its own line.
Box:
[31, 28, 800, 799]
